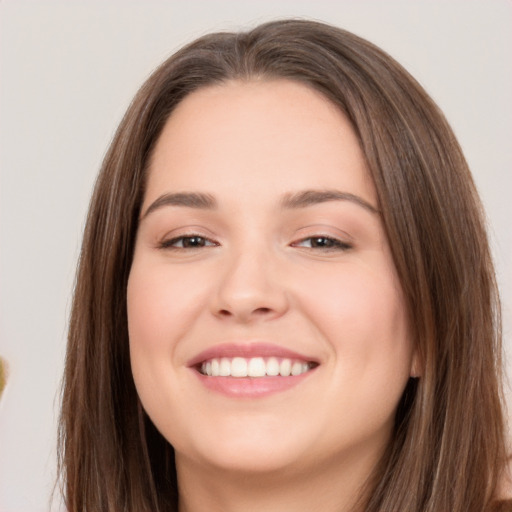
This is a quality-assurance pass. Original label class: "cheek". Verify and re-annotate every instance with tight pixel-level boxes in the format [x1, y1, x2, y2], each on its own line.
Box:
[299, 261, 412, 378]
[320, 269, 412, 428]
[127, 260, 208, 355]
[126, 261, 206, 414]
[127, 265, 169, 403]
[127, 271, 169, 362]
[126, 261, 205, 433]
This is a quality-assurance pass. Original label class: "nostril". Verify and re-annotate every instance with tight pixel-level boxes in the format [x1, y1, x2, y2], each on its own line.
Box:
[216, 306, 274, 319]
[254, 307, 272, 315]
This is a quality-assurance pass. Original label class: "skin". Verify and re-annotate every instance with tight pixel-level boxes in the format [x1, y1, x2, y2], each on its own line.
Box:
[127, 79, 419, 512]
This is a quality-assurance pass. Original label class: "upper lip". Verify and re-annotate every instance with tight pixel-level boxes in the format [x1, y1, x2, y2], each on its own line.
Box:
[187, 342, 320, 368]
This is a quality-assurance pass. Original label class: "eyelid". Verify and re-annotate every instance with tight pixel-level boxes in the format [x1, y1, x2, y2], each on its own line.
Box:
[162, 235, 218, 249]
[156, 227, 220, 250]
[290, 224, 354, 247]
[291, 235, 352, 251]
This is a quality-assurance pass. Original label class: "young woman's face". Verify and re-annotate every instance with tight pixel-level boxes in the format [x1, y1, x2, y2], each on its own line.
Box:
[128, 80, 418, 479]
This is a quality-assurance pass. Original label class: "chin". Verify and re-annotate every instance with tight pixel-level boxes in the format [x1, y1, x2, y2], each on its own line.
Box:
[187, 445, 307, 477]
[173, 418, 315, 475]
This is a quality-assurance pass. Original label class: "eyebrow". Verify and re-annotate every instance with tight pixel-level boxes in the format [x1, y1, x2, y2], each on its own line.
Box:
[280, 189, 379, 214]
[140, 188, 379, 221]
[140, 192, 217, 220]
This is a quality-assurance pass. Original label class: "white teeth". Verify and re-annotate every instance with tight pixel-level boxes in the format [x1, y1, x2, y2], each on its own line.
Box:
[247, 357, 266, 377]
[279, 359, 292, 377]
[231, 357, 248, 377]
[219, 358, 230, 376]
[200, 357, 313, 378]
[291, 361, 303, 376]
[266, 357, 280, 376]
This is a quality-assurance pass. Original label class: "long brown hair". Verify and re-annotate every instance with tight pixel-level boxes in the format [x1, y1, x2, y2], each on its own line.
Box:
[59, 19, 509, 511]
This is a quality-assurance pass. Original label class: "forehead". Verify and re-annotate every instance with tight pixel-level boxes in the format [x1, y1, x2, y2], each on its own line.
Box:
[145, 79, 375, 208]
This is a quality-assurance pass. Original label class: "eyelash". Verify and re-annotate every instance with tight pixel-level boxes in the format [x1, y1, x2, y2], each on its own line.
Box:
[158, 235, 218, 250]
[158, 234, 352, 252]
[291, 236, 352, 252]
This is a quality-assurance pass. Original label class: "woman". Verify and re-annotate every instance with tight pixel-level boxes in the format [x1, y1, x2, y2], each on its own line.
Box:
[59, 19, 511, 512]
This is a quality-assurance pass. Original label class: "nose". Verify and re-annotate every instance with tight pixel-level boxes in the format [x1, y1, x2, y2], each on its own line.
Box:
[211, 247, 289, 323]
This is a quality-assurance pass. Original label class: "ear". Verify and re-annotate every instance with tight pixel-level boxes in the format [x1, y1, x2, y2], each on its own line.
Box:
[409, 348, 422, 378]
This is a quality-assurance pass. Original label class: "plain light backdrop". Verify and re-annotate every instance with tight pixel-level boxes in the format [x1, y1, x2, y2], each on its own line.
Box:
[1, 1, 511, 511]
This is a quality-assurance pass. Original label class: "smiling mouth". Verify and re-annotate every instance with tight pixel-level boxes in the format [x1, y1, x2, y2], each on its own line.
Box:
[199, 357, 318, 378]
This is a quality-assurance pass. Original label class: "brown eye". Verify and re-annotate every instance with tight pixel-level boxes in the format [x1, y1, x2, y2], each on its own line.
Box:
[293, 236, 352, 251]
[181, 236, 208, 248]
[160, 235, 217, 249]
[310, 237, 335, 248]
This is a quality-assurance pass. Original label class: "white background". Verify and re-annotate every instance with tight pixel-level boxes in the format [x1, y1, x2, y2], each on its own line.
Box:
[1, 1, 511, 511]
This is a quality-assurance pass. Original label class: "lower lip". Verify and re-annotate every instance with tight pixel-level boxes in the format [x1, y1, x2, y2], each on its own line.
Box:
[192, 369, 317, 398]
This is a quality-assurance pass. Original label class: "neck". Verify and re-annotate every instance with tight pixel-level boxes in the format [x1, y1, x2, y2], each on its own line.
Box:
[176, 449, 379, 512]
